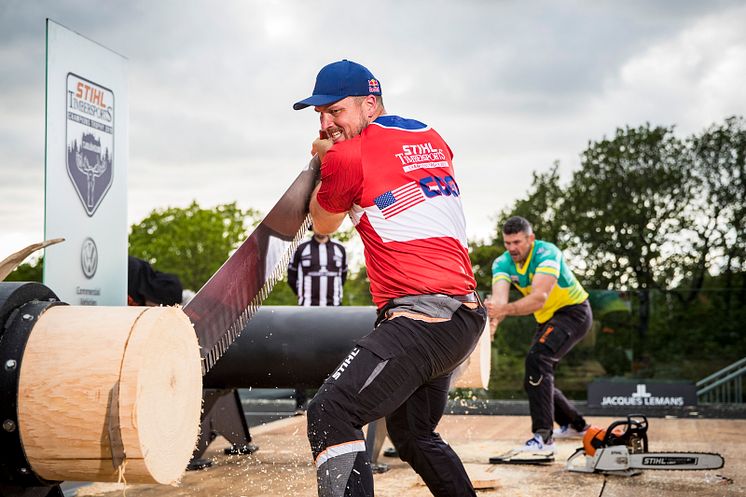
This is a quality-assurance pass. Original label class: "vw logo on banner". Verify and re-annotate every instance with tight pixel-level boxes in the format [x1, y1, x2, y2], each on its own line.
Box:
[80, 237, 98, 279]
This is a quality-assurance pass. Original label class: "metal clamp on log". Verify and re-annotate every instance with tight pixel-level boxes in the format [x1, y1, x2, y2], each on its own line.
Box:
[0, 282, 65, 494]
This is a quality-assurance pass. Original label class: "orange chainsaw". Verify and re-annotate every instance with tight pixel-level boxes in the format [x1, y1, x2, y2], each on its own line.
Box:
[566, 415, 724, 476]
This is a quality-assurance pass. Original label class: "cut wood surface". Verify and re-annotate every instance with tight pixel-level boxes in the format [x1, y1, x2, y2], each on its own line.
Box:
[18, 305, 202, 484]
[465, 464, 501, 490]
[415, 463, 500, 490]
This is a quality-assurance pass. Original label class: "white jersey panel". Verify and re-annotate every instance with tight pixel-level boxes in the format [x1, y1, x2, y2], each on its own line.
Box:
[362, 195, 468, 246]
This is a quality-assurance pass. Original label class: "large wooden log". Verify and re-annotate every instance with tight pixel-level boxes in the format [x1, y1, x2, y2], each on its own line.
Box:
[17, 306, 201, 484]
[451, 320, 492, 389]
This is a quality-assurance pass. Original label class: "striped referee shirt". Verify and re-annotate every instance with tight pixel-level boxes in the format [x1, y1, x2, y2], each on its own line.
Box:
[287, 236, 348, 306]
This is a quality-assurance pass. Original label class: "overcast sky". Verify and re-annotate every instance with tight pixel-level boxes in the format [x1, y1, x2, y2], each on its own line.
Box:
[2, 0, 746, 264]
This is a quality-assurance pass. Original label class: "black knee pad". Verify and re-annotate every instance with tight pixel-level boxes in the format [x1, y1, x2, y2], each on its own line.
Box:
[307, 390, 338, 453]
[307, 386, 361, 459]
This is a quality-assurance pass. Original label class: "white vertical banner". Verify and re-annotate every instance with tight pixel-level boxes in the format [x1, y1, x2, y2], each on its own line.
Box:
[44, 19, 128, 305]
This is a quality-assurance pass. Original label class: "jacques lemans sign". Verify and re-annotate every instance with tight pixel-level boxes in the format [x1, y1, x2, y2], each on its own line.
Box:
[588, 380, 698, 408]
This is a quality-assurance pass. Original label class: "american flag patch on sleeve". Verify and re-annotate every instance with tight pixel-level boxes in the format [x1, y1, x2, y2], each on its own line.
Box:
[373, 182, 426, 219]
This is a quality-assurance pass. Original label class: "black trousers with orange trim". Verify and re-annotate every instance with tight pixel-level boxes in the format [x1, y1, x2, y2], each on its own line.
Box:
[524, 300, 593, 435]
[307, 304, 486, 497]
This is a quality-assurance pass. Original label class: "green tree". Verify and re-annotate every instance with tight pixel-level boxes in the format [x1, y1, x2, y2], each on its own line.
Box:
[263, 276, 298, 305]
[343, 266, 373, 306]
[469, 241, 502, 295]
[560, 124, 693, 291]
[4, 256, 43, 282]
[688, 117, 746, 303]
[658, 117, 746, 364]
[129, 201, 260, 290]
[330, 225, 374, 306]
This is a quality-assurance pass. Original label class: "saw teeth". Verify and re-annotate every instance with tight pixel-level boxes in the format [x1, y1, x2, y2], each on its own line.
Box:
[203, 213, 313, 374]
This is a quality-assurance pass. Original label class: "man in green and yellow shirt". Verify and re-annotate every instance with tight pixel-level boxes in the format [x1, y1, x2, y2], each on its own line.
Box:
[486, 216, 592, 454]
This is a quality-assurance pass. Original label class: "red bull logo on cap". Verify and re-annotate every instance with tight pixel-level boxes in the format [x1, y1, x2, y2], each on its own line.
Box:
[368, 78, 380, 94]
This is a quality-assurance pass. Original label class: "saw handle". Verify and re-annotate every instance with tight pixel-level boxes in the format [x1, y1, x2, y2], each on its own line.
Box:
[603, 414, 649, 453]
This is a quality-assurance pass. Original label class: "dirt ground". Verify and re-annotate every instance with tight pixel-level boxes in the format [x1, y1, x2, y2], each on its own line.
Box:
[76, 414, 745, 497]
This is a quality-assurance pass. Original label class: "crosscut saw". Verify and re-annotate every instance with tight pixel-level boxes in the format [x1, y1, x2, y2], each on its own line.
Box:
[566, 415, 724, 476]
[183, 156, 320, 375]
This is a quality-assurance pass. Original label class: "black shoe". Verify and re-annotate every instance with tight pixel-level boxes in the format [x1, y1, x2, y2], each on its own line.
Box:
[382, 447, 399, 458]
[370, 462, 389, 473]
[186, 457, 213, 471]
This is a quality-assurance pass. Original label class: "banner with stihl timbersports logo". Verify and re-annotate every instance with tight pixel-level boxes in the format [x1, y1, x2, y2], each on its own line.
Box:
[44, 20, 128, 305]
[65, 73, 114, 216]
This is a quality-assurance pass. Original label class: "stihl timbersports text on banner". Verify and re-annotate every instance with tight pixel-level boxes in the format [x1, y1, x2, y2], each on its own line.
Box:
[183, 156, 320, 375]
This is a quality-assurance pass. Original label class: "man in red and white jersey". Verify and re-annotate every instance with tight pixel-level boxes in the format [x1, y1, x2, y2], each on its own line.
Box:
[294, 59, 486, 497]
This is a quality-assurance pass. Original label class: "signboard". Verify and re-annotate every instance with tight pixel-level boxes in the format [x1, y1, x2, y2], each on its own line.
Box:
[44, 20, 128, 305]
[588, 380, 698, 408]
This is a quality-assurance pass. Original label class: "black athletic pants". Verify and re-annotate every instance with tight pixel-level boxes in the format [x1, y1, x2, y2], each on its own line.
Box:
[524, 300, 592, 435]
[307, 304, 486, 497]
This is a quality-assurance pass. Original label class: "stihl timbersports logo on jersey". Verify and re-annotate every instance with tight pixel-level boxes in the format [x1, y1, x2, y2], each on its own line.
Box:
[66, 73, 114, 217]
[395, 142, 448, 172]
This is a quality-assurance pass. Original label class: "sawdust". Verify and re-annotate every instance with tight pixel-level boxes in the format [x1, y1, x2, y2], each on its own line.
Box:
[75, 414, 745, 497]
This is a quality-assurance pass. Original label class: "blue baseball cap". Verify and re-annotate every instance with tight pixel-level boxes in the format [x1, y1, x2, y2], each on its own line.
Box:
[293, 59, 382, 110]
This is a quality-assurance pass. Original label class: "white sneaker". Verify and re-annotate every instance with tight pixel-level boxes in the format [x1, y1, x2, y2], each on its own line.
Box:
[553, 424, 589, 439]
[518, 433, 556, 454]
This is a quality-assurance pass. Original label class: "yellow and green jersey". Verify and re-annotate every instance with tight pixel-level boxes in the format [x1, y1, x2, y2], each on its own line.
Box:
[491, 240, 588, 323]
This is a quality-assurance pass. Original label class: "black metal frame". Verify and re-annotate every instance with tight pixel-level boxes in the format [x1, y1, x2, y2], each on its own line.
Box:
[0, 282, 66, 496]
[188, 388, 256, 470]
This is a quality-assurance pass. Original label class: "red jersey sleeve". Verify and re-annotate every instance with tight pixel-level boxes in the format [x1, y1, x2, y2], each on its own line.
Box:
[316, 140, 364, 213]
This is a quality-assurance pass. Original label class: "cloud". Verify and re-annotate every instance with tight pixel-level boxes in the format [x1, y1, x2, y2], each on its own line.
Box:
[584, 3, 746, 137]
[2, 0, 746, 260]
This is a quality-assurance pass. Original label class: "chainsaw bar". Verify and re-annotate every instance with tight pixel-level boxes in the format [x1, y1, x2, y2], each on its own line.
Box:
[183, 156, 320, 375]
[586, 446, 726, 474]
[629, 452, 724, 471]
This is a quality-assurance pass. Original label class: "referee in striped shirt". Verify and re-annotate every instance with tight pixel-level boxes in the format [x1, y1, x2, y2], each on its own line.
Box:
[288, 229, 348, 306]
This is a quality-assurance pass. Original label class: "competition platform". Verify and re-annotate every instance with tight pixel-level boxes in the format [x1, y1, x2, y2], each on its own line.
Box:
[71, 410, 745, 497]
